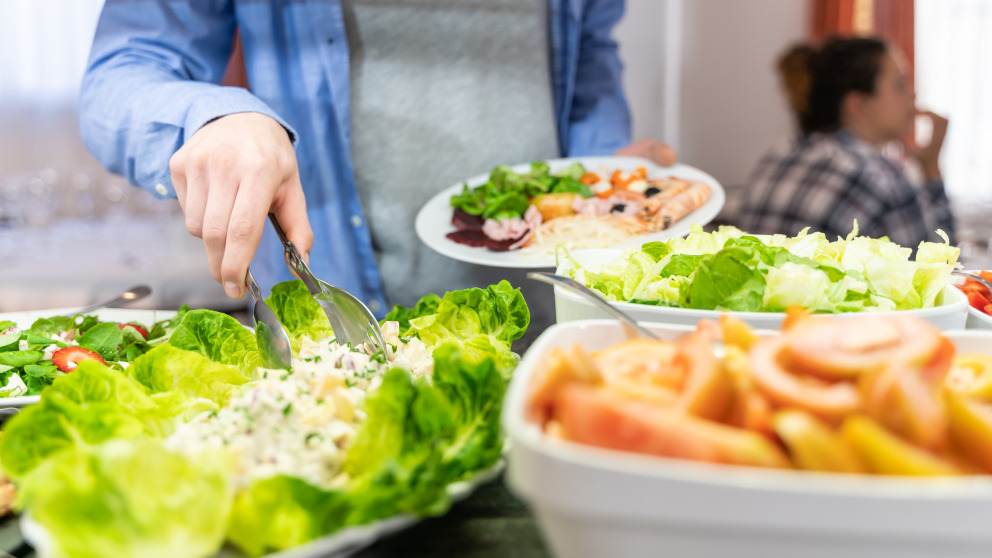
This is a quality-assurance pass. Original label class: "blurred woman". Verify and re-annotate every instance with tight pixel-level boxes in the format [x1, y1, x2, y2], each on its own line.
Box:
[737, 36, 955, 248]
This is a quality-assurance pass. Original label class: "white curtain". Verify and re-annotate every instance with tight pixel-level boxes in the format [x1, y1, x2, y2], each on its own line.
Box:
[916, 0, 992, 201]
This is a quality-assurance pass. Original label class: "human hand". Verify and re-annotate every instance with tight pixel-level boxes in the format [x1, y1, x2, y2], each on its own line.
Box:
[615, 138, 678, 167]
[169, 112, 313, 299]
[908, 110, 948, 181]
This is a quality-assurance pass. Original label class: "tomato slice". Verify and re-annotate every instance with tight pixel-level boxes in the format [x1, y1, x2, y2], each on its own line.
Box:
[784, 315, 941, 380]
[673, 336, 732, 422]
[555, 383, 791, 469]
[526, 345, 603, 425]
[967, 290, 992, 311]
[748, 336, 861, 421]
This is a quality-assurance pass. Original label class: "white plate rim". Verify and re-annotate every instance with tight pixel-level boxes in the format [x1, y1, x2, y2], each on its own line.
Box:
[414, 156, 727, 269]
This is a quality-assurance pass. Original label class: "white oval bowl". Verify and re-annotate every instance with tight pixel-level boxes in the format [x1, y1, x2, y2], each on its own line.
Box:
[503, 320, 992, 558]
[555, 249, 968, 331]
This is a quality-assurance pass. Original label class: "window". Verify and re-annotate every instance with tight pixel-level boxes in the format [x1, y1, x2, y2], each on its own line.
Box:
[916, 0, 992, 201]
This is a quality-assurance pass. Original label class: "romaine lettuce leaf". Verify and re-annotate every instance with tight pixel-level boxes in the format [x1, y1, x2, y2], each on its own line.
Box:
[17, 439, 231, 558]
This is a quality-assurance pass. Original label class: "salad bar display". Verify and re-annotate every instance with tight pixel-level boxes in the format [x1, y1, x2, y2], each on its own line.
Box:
[5, 215, 992, 558]
[0, 280, 529, 558]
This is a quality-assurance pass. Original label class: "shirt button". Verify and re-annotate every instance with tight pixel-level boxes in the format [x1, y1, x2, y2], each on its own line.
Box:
[367, 299, 381, 313]
[350, 215, 363, 228]
[154, 183, 169, 196]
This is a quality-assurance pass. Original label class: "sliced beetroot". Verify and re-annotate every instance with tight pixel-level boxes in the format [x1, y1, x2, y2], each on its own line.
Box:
[446, 229, 522, 252]
[451, 208, 485, 231]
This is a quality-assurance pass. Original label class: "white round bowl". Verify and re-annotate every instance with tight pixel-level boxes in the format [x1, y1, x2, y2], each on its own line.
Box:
[555, 249, 968, 331]
[504, 320, 992, 558]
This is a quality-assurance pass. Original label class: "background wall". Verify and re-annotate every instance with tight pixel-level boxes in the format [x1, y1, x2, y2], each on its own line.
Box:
[617, 0, 810, 217]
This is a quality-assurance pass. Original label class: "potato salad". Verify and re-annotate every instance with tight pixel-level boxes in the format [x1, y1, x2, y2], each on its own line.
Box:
[166, 320, 433, 489]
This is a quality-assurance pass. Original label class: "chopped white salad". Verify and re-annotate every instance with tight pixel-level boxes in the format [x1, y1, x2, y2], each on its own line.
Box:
[166, 320, 434, 489]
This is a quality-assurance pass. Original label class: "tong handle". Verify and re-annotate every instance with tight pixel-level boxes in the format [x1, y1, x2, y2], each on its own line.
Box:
[268, 213, 322, 296]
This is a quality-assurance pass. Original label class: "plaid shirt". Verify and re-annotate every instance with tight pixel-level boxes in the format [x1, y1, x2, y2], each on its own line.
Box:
[737, 130, 956, 248]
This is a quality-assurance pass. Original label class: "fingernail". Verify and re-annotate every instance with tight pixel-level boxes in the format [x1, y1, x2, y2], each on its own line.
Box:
[225, 282, 241, 298]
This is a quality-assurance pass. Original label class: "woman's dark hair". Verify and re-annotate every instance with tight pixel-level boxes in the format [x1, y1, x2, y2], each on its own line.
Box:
[778, 36, 889, 135]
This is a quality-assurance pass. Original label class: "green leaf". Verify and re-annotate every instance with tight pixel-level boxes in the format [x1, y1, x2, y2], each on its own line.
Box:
[0, 360, 166, 479]
[659, 254, 706, 278]
[639, 241, 671, 262]
[0, 350, 43, 367]
[682, 246, 767, 311]
[129, 345, 251, 408]
[264, 281, 335, 352]
[147, 305, 189, 344]
[405, 281, 529, 374]
[23, 363, 58, 379]
[78, 323, 125, 360]
[0, 333, 20, 350]
[17, 439, 232, 558]
[227, 477, 349, 557]
[169, 309, 261, 373]
[384, 293, 442, 335]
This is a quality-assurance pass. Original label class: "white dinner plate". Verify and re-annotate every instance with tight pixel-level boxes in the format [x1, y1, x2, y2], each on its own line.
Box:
[0, 307, 178, 408]
[415, 156, 726, 268]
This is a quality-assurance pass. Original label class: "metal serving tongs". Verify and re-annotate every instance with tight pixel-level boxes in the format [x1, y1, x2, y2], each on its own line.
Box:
[246, 268, 294, 370]
[527, 272, 662, 340]
[268, 213, 388, 355]
[528, 271, 727, 358]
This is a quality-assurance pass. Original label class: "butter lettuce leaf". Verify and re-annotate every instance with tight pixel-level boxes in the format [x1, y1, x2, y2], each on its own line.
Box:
[264, 280, 335, 352]
[18, 439, 231, 558]
[0, 361, 167, 479]
[169, 309, 261, 372]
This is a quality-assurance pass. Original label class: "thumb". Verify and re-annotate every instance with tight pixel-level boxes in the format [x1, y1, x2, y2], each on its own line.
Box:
[272, 174, 313, 266]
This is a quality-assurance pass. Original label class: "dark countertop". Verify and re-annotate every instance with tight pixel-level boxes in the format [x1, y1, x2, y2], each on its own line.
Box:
[0, 474, 552, 558]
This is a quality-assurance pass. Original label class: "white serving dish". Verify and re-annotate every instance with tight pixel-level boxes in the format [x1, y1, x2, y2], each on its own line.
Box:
[554, 249, 968, 331]
[503, 320, 992, 558]
[966, 306, 992, 330]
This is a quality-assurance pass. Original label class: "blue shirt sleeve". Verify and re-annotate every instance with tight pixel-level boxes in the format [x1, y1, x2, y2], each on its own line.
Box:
[566, 0, 633, 156]
[79, 0, 297, 198]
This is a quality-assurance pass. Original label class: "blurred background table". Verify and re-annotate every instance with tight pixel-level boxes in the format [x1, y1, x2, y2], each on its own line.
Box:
[0, 168, 243, 313]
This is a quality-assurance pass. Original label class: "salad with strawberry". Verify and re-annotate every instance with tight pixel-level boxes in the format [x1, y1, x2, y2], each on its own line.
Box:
[0, 308, 187, 397]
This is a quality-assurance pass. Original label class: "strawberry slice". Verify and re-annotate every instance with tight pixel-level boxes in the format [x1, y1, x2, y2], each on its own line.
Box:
[51, 346, 106, 373]
[118, 322, 149, 339]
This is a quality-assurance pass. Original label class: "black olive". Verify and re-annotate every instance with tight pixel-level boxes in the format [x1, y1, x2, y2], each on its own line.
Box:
[610, 203, 626, 213]
[644, 186, 661, 197]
